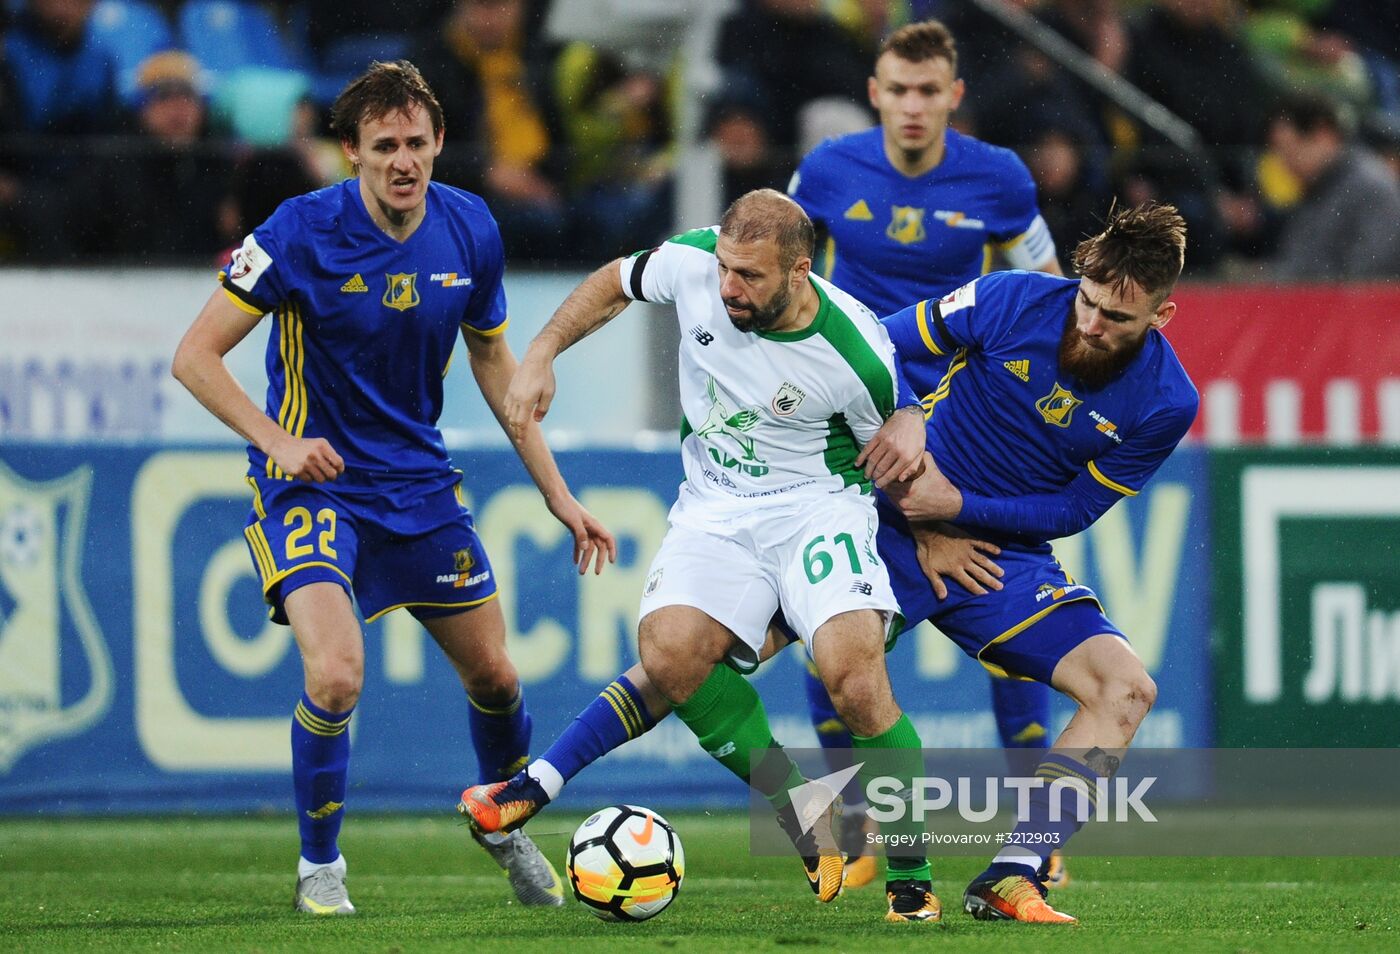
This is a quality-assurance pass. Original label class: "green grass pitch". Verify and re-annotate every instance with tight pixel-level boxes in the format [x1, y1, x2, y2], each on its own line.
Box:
[1, 813, 1393, 952]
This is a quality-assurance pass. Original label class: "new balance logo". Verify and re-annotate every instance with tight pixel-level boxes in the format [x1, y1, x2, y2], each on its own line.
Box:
[1004, 359, 1030, 382]
[340, 274, 368, 293]
[689, 325, 714, 346]
[850, 581, 873, 595]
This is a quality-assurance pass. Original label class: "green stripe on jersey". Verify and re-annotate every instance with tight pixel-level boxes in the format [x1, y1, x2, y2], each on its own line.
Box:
[667, 227, 718, 253]
[823, 413, 870, 492]
[815, 293, 896, 418]
[681, 415, 694, 443]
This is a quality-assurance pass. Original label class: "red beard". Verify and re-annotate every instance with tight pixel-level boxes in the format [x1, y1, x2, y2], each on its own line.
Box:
[1057, 311, 1146, 390]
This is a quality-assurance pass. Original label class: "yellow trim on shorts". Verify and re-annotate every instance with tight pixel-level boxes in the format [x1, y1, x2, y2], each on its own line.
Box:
[223, 287, 265, 316]
[1088, 461, 1138, 496]
[243, 524, 276, 583]
[245, 476, 267, 519]
[261, 561, 352, 598]
[915, 299, 944, 356]
[974, 595, 1103, 681]
[363, 591, 498, 623]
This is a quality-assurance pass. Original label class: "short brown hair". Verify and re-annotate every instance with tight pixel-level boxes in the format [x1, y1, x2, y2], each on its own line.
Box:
[719, 189, 815, 271]
[879, 20, 957, 74]
[330, 60, 444, 145]
[1072, 202, 1187, 303]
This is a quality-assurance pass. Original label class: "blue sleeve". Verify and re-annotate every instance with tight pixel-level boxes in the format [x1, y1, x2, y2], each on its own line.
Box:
[957, 471, 1127, 539]
[955, 399, 1197, 538]
[990, 156, 1041, 243]
[461, 211, 508, 334]
[1082, 398, 1198, 496]
[893, 352, 920, 410]
[220, 202, 299, 314]
[883, 272, 1021, 360]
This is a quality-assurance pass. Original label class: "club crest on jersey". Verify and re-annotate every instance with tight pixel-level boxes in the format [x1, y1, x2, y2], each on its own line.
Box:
[454, 549, 475, 573]
[1036, 382, 1082, 428]
[383, 273, 420, 311]
[771, 381, 807, 417]
[886, 206, 926, 245]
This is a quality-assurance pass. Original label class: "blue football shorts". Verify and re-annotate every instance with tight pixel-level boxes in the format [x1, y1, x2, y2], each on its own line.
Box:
[877, 497, 1125, 684]
[241, 473, 497, 625]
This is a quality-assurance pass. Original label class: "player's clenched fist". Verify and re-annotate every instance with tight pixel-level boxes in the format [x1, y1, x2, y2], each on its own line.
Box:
[269, 435, 344, 483]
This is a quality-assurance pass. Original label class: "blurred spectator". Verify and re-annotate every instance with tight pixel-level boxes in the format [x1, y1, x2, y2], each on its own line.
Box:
[1125, 0, 1271, 162]
[716, 0, 869, 153]
[409, 0, 567, 260]
[826, 0, 910, 55]
[705, 95, 789, 207]
[64, 51, 234, 262]
[1312, 0, 1400, 114]
[301, 0, 455, 103]
[553, 43, 671, 256]
[1244, 1, 1372, 110]
[1263, 92, 1400, 280]
[5, 0, 121, 134]
[1019, 126, 1112, 261]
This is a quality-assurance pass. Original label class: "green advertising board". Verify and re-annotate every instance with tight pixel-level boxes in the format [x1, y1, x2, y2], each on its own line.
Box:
[1213, 449, 1400, 746]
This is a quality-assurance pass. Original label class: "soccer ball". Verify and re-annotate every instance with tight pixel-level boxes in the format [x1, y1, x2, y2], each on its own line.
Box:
[566, 805, 684, 922]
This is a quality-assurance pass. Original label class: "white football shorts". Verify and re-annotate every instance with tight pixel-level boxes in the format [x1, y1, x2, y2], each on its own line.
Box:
[637, 492, 898, 671]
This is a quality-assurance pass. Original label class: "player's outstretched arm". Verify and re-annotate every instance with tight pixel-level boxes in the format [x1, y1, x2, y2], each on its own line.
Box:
[172, 289, 344, 482]
[467, 328, 617, 575]
[504, 259, 632, 439]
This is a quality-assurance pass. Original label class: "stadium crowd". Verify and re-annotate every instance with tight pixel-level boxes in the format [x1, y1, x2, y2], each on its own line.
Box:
[2, 0, 1399, 277]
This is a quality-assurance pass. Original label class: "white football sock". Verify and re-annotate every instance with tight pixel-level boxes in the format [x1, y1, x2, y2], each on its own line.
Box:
[298, 854, 346, 878]
[527, 759, 565, 800]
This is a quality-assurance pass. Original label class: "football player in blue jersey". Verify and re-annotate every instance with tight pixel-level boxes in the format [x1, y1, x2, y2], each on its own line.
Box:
[171, 61, 616, 916]
[789, 19, 1066, 887]
[877, 202, 1196, 923]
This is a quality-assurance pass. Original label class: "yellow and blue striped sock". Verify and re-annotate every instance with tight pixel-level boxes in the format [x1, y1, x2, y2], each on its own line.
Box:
[534, 675, 656, 794]
[468, 689, 533, 784]
[291, 693, 353, 865]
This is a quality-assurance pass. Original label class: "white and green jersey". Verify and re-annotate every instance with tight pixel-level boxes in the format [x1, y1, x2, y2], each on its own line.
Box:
[619, 227, 901, 516]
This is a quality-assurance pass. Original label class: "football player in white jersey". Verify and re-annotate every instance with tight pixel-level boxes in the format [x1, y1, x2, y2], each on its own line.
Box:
[463, 190, 943, 922]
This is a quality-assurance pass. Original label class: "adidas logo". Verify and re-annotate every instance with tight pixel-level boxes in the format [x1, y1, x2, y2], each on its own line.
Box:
[340, 273, 369, 293]
[1004, 359, 1030, 382]
[844, 199, 873, 221]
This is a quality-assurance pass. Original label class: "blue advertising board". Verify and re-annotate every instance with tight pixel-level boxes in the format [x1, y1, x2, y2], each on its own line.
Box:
[0, 444, 1211, 814]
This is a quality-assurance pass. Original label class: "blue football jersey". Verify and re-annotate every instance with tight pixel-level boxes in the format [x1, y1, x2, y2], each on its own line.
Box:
[883, 270, 1198, 549]
[221, 180, 507, 500]
[789, 127, 1053, 316]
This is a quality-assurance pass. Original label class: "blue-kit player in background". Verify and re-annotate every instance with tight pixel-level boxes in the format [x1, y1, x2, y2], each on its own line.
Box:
[789, 18, 1064, 886]
[171, 60, 615, 916]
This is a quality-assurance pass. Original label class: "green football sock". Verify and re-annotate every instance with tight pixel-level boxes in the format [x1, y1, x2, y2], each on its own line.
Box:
[672, 664, 804, 810]
[853, 713, 932, 883]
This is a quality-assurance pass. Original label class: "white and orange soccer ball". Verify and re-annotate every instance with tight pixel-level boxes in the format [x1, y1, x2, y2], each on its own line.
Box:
[565, 805, 684, 922]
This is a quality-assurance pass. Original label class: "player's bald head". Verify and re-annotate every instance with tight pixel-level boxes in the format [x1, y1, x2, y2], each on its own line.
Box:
[719, 189, 815, 272]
